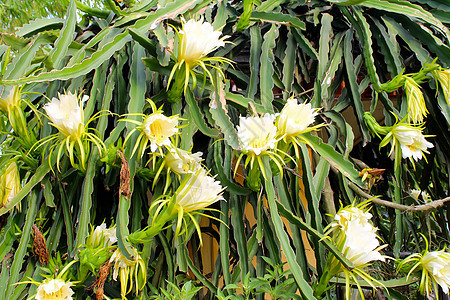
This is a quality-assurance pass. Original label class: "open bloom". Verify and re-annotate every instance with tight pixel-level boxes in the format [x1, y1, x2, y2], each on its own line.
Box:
[174, 168, 224, 213]
[0, 161, 21, 211]
[421, 250, 450, 294]
[237, 114, 277, 156]
[142, 113, 178, 152]
[341, 217, 385, 267]
[165, 148, 203, 175]
[333, 205, 385, 267]
[36, 278, 74, 300]
[390, 125, 434, 161]
[277, 99, 319, 137]
[405, 77, 428, 123]
[167, 17, 231, 103]
[44, 92, 87, 138]
[178, 18, 227, 64]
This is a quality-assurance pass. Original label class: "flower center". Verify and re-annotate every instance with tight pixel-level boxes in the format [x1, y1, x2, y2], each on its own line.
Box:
[150, 121, 163, 139]
[250, 137, 268, 150]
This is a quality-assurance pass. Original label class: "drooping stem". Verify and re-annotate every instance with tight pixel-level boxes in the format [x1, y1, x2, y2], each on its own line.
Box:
[393, 146, 403, 257]
[128, 208, 175, 244]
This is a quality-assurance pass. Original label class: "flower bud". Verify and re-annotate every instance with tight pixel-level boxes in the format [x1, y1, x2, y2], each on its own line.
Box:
[404, 77, 428, 123]
[0, 162, 21, 211]
[0, 86, 20, 113]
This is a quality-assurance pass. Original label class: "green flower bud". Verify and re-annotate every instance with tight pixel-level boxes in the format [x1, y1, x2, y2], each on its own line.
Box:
[363, 112, 390, 138]
[0, 161, 21, 211]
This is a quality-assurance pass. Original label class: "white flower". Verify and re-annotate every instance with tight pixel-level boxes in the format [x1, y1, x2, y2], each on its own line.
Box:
[277, 99, 318, 137]
[333, 206, 385, 267]
[342, 218, 385, 267]
[333, 206, 372, 230]
[110, 247, 140, 281]
[174, 168, 224, 213]
[237, 114, 277, 155]
[165, 148, 203, 175]
[109, 246, 146, 298]
[36, 278, 74, 300]
[44, 92, 87, 138]
[142, 113, 178, 152]
[391, 125, 434, 161]
[91, 223, 117, 248]
[421, 250, 450, 294]
[178, 18, 226, 63]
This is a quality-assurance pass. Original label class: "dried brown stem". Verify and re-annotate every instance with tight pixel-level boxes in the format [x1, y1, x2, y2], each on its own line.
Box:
[118, 150, 131, 199]
[348, 181, 450, 212]
[32, 224, 49, 265]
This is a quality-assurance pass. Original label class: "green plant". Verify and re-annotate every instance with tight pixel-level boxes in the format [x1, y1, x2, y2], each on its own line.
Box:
[0, 0, 449, 299]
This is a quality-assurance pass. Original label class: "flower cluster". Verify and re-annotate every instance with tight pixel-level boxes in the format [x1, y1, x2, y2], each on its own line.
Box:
[121, 99, 224, 245]
[236, 98, 321, 180]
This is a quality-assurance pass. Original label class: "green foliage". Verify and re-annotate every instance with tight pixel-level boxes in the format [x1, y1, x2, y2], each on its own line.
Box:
[0, 0, 449, 299]
[218, 258, 299, 300]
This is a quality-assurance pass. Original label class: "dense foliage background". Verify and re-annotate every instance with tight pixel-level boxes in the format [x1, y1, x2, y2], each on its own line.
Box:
[0, 0, 449, 299]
